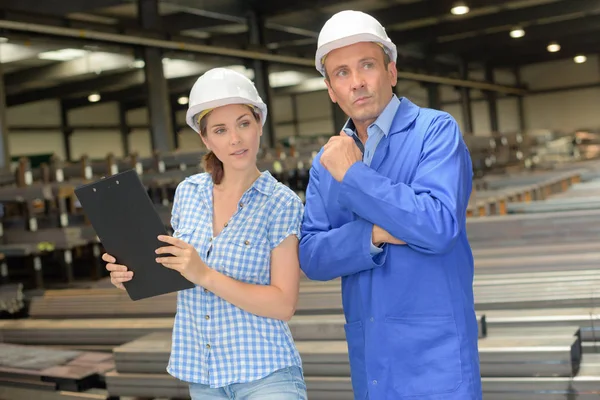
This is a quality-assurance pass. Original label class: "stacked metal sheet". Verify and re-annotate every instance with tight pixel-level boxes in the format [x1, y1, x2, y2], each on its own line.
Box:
[0, 386, 111, 400]
[3, 162, 600, 399]
[0, 145, 320, 290]
[466, 208, 600, 249]
[27, 289, 177, 319]
[506, 177, 600, 214]
[0, 318, 174, 348]
[0, 343, 114, 393]
[468, 168, 583, 217]
[103, 328, 585, 399]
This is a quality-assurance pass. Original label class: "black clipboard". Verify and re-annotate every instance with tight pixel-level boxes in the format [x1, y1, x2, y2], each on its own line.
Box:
[75, 169, 195, 300]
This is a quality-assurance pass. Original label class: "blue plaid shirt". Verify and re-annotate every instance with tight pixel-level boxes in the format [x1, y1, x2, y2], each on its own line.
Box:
[166, 170, 304, 387]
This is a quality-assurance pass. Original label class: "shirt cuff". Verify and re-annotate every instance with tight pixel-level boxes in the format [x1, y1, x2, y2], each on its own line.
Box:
[370, 241, 384, 255]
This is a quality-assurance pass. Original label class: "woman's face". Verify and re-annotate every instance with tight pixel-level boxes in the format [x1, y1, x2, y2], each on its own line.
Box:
[200, 104, 262, 173]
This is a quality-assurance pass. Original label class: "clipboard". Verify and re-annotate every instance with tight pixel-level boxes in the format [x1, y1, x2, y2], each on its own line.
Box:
[75, 169, 195, 301]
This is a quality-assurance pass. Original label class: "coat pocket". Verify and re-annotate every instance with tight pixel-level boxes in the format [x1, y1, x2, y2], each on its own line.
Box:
[343, 321, 368, 400]
[384, 316, 462, 397]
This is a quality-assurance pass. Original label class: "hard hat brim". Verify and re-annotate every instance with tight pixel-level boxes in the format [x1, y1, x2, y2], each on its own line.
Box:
[186, 96, 268, 133]
[315, 33, 397, 76]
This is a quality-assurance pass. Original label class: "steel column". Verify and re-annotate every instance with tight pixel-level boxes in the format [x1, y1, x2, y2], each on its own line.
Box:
[426, 83, 441, 110]
[485, 65, 499, 133]
[290, 94, 300, 137]
[59, 100, 72, 162]
[514, 67, 527, 132]
[0, 64, 10, 171]
[138, 0, 175, 153]
[459, 61, 474, 135]
[118, 103, 130, 156]
[170, 99, 179, 149]
[247, 10, 275, 148]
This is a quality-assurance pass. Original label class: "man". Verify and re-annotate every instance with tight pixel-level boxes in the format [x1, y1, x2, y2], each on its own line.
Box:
[298, 10, 482, 400]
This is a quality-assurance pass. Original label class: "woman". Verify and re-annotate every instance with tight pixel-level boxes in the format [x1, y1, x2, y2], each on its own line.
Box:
[102, 67, 307, 400]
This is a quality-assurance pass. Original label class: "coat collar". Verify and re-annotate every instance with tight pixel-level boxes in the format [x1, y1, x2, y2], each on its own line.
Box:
[389, 96, 420, 135]
[342, 94, 401, 138]
[367, 97, 420, 171]
[342, 96, 420, 137]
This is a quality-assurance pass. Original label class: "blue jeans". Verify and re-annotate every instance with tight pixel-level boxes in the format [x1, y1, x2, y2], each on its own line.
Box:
[188, 366, 307, 400]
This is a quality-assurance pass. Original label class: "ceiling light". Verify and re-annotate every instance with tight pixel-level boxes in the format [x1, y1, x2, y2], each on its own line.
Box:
[509, 27, 525, 38]
[177, 96, 189, 105]
[269, 71, 305, 88]
[451, 2, 469, 15]
[38, 48, 87, 61]
[547, 42, 560, 52]
[132, 59, 145, 68]
[88, 93, 101, 103]
[574, 55, 587, 64]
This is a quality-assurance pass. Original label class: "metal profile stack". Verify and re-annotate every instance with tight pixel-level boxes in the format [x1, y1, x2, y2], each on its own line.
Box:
[104, 327, 583, 399]
[1, 282, 487, 399]
[506, 175, 600, 214]
[0, 318, 174, 350]
[0, 342, 115, 399]
[467, 169, 583, 218]
[2, 161, 600, 399]
[0, 283, 25, 318]
[3, 285, 485, 349]
[470, 162, 600, 398]
[27, 288, 177, 319]
[0, 146, 319, 290]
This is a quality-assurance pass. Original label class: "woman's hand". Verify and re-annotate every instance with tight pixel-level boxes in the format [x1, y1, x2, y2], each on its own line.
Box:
[155, 235, 211, 286]
[102, 253, 133, 290]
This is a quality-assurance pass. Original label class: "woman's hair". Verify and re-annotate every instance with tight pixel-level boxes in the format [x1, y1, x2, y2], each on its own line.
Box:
[198, 105, 262, 185]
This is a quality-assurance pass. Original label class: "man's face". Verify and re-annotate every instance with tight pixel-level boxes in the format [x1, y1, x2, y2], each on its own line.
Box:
[324, 42, 397, 126]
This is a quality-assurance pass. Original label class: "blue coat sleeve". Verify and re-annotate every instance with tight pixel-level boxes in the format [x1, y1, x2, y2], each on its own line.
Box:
[337, 114, 472, 255]
[299, 156, 388, 281]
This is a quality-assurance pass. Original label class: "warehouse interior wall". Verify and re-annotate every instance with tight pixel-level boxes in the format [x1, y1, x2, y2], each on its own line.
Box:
[5, 55, 600, 161]
[444, 55, 600, 136]
[521, 55, 600, 133]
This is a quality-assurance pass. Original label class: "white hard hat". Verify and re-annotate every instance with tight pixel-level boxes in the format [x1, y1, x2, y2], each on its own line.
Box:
[185, 67, 268, 133]
[315, 10, 397, 76]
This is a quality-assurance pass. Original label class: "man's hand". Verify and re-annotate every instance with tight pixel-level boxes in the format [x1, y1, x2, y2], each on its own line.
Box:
[320, 131, 362, 182]
[372, 225, 406, 247]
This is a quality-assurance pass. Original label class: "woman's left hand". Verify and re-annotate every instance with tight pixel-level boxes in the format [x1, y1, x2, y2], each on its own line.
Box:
[156, 235, 211, 286]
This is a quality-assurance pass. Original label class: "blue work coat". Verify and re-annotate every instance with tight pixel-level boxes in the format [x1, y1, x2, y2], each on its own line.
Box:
[299, 97, 482, 400]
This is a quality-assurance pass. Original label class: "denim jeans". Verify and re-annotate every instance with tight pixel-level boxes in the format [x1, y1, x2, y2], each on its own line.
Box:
[188, 366, 307, 400]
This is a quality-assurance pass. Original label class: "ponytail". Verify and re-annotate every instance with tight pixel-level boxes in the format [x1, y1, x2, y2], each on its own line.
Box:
[203, 150, 224, 185]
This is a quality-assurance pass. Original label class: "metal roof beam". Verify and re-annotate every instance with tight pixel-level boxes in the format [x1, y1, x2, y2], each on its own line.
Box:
[0, 0, 127, 16]
[0, 17, 526, 94]
[6, 70, 143, 107]
[395, 0, 600, 46]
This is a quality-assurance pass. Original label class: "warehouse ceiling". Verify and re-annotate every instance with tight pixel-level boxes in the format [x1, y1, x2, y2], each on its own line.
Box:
[0, 0, 598, 108]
